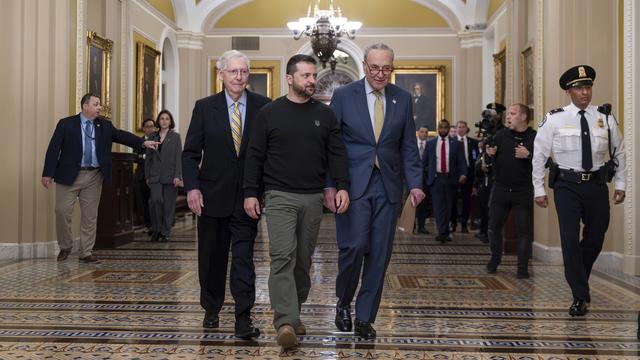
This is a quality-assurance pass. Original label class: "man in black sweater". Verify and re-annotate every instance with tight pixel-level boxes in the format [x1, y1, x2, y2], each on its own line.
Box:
[485, 103, 536, 278]
[243, 54, 350, 350]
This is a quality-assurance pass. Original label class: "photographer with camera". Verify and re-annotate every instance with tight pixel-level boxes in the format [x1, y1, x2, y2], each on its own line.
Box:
[532, 65, 626, 317]
[484, 103, 536, 279]
[474, 103, 506, 143]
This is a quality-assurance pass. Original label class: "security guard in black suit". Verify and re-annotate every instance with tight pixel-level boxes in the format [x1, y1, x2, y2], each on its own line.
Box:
[532, 65, 626, 316]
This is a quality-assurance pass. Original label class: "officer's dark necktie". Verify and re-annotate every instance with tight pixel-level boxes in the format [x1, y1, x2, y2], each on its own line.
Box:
[83, 120, 93, 166]
[579, 110, 592, 171]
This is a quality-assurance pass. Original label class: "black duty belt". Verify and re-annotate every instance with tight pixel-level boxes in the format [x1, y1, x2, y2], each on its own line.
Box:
[557, 168, 600, 183]
[79, 166, 99, 171]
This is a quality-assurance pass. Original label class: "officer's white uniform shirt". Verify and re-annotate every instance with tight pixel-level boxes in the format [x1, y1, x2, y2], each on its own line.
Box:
[532, 102, 626, 197]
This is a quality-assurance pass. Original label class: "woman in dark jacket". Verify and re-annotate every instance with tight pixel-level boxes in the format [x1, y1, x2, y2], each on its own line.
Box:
[146, 110, 183, 242]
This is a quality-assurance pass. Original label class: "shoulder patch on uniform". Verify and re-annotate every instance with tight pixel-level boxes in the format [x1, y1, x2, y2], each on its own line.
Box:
[549, 107, 564, 115]
[538, 115, 548, 128]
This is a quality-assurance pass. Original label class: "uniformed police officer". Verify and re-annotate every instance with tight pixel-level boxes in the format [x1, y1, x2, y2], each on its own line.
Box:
[531, 65, 626, 316]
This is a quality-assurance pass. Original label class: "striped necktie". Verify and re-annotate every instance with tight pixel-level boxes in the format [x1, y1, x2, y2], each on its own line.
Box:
[231, 101, 242, 155]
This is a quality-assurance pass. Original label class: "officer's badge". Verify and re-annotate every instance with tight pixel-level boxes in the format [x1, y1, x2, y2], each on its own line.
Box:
[597, 118, 604, 128]
[314, 120, 320, 127]
[578, 66, 587, 78]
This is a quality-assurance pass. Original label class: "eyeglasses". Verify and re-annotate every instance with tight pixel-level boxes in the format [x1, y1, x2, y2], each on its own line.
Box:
[364, 61, 393, 76]
[223, 69, 250, 77]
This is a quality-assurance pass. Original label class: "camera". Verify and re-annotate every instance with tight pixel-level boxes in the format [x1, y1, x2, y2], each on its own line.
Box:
[475, 109, 499, 146]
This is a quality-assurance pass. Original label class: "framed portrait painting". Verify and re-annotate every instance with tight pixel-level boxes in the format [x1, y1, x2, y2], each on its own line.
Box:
[86, 31, 113, 118]
[493, 48, 506, 104]
[391, 66, 445, 132]
[521, 45, 534, 109]
[135, 42, 161, 131]
[213, 66, 273, 98]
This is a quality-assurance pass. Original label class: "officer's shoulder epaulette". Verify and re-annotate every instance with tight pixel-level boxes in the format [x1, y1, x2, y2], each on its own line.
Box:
[538, 108, 563, 128]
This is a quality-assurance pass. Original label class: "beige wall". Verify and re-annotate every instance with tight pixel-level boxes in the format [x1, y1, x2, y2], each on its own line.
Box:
[0, 0, 72, 251]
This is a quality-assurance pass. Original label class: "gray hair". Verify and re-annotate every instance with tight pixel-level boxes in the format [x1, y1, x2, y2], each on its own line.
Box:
[216, 50, 250, 71]
[363, 43, 395, 61]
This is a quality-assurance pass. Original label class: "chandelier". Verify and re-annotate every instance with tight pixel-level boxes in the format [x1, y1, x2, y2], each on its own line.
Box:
[287, 0, 362, 71]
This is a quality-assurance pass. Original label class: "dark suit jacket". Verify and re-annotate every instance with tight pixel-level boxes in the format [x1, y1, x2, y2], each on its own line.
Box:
[145, 130, 182, 185]
[182, 90, 270, 217]
[329, 78, 422, 204]
[423, 136, 466, 187]
[459, 136, 479, 179]
[42, 114, 144, 185]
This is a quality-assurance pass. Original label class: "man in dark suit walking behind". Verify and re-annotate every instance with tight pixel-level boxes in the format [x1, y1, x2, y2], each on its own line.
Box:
[182, 50, 270, 339]
[423, 119, 467, 243]
[42, 93, 159, 263]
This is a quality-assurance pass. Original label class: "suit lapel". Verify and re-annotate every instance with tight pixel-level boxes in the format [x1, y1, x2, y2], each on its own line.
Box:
[239, 91, 254, 156]
[213, 93, 236, 156]
[381, 86, 396, 141]
[354, 80, 376, 143]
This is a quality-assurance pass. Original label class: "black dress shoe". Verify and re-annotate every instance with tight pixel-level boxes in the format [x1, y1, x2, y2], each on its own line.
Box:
[569, 299, 588, 316]
[203, 312, 219, 328]
[436, 235, 446, 243]
[235, 315, 260, 339]
[150, 232, 159, 242]
[334, 304, 352, 332]
[354, 319, 376, 339]
[417, 228, 429, 234]
[486, 262, 497, 274]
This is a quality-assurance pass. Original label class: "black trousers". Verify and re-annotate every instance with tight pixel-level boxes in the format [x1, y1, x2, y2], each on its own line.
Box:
[197, 200, 258, 318]
[487, 185, 533, 270]
[477, 186, 491, 235]
[134, 169, 150, 227]
[429, 174, 457, 236]
[415, 186, 431, 230]
[553, 179, 609, 302]
[451, 178, 473, 226]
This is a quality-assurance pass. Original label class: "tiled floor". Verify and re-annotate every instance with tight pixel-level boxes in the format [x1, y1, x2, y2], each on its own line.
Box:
[0, 215, 638, 359]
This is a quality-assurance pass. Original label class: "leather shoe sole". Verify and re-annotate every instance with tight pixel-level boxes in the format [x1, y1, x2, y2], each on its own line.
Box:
[276, 325, 298, 349]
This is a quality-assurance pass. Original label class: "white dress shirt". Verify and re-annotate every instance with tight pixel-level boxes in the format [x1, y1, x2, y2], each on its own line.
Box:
[435, 136, 450, 173]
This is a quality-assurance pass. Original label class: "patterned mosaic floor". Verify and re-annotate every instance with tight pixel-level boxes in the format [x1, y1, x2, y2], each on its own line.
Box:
[0, 215, 639, 359]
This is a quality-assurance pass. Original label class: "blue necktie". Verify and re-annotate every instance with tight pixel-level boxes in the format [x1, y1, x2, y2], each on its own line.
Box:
[83, 121, 93, 166]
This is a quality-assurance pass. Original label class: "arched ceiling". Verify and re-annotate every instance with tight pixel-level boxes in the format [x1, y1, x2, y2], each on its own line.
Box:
[171, 0, 491, 33]
[213, 0, 449, 29]
[147, 0, 176, 22]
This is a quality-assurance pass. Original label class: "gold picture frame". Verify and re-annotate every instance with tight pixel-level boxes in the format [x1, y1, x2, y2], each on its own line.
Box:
[213, 65, 273, 98]
[520, 45, 534, 107]
[493, 48, 506, 104]
[135, 42, 161, 131]
[391, 66, 445, 133]
[86, 31, 113, 118]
